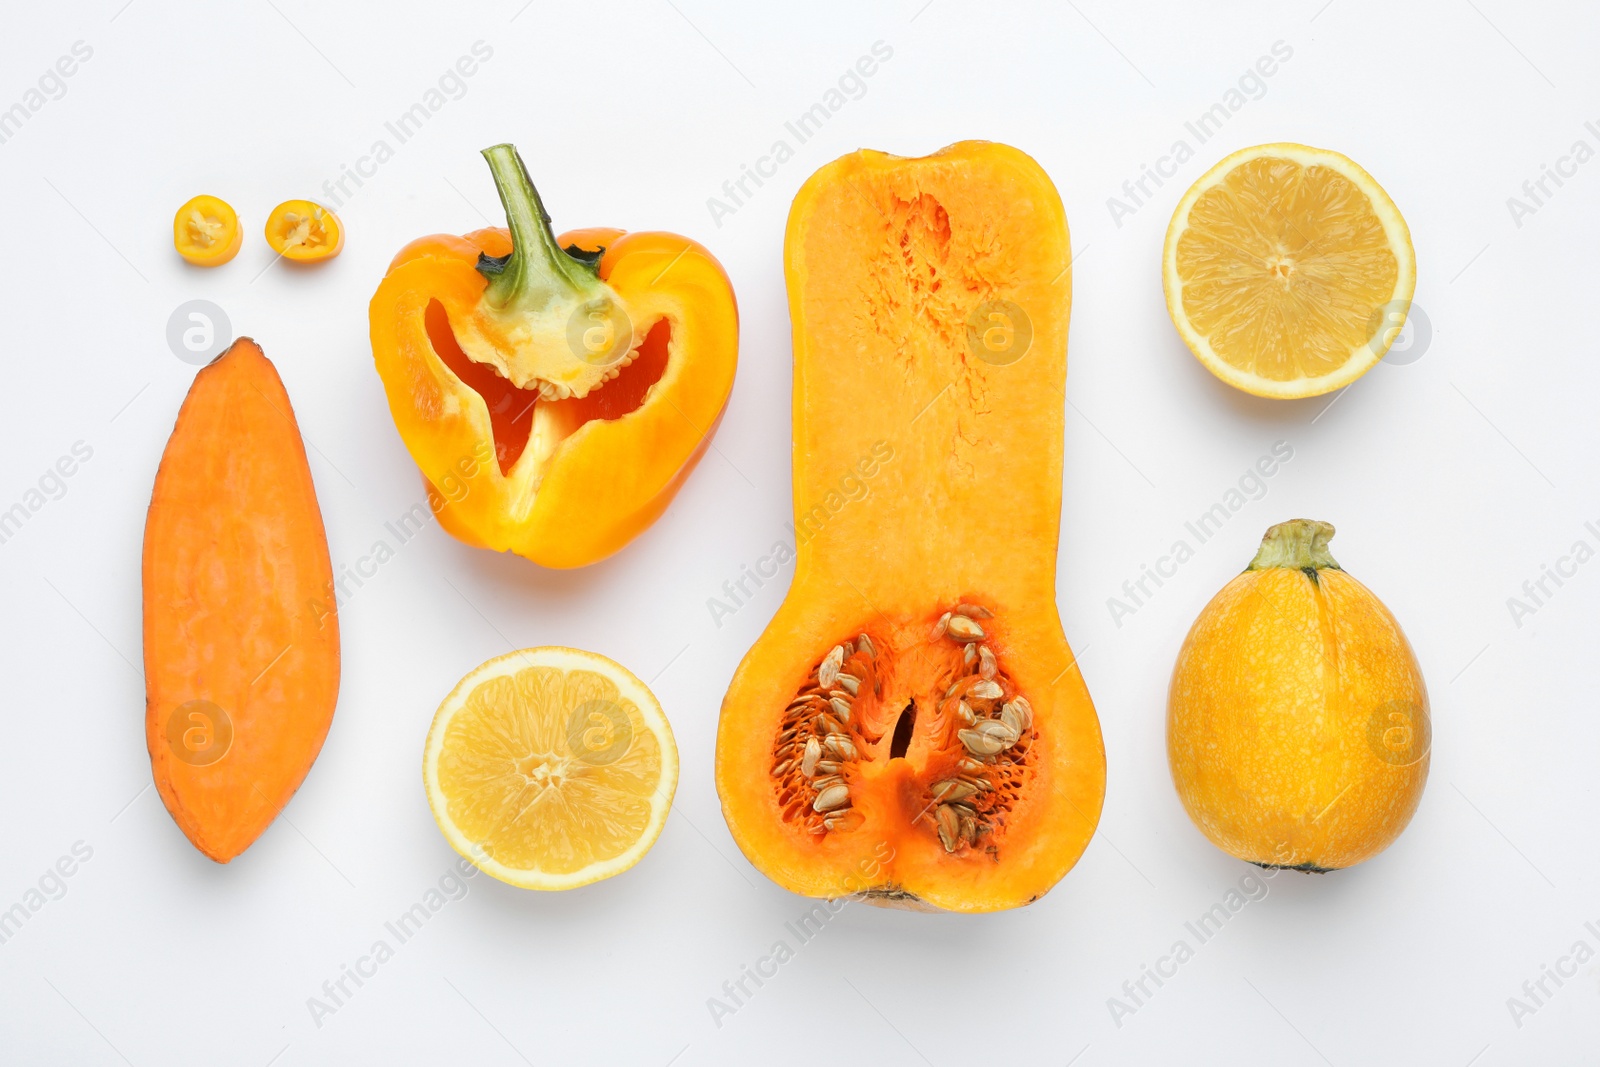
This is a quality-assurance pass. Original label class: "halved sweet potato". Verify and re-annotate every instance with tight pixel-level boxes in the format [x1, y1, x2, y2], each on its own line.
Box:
[143, 338, 339, 862]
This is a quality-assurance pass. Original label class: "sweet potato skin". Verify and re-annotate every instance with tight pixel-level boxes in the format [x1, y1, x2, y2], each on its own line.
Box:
[143, 338, 339, 862]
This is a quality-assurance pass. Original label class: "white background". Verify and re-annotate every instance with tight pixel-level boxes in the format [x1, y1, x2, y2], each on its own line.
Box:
[1, 1, 1595, 1063]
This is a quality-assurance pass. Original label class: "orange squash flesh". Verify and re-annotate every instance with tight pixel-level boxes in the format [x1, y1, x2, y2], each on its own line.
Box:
[143, 338, 340, 863]
[716, 142, 1105, 912]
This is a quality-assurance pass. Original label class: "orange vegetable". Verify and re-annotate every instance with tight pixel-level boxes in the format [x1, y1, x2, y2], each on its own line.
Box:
[143, 338, 340, 862]
[265, 199, 343, 261]
[173, 194, 242, 266]
[368, 143, 738, 567]
[716, 142, 1104, 912]
[1168, 519, 1430, 870]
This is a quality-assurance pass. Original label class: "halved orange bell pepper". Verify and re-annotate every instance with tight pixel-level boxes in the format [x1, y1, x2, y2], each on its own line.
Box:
[368, 144, 739, 568]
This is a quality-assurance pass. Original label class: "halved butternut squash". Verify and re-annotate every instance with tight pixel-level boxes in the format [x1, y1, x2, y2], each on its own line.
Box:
[715, 142, 1104, 912]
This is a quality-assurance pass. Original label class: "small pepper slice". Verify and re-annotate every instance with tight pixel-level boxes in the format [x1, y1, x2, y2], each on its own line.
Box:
[173, 195, 242, 267]
[265, 200, 343, 261]
[368, 144, 739, 568]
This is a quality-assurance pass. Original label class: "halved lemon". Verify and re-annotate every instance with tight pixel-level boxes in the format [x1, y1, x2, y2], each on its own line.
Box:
[423, 646, 677, 890]
[1163, 143, 1416, 399]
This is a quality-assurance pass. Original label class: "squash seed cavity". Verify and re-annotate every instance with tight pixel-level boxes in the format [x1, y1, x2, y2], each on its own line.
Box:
[768, 604, 1036, 855]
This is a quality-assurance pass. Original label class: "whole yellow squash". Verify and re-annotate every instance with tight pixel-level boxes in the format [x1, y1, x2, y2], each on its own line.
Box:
[1168, 519, 1429, 871]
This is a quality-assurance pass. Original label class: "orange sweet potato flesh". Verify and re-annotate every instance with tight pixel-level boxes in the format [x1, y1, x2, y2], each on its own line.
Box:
[716, 143, 1105, 912]
[143, 338, 339, 863]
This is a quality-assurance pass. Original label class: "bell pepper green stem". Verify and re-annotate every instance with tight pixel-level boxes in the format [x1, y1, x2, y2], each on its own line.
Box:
[476, 143, 600, 310]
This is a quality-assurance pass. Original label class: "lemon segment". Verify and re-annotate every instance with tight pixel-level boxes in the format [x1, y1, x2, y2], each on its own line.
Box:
[423, 646, 678, 890]
[1163, 143, 1415, 399]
